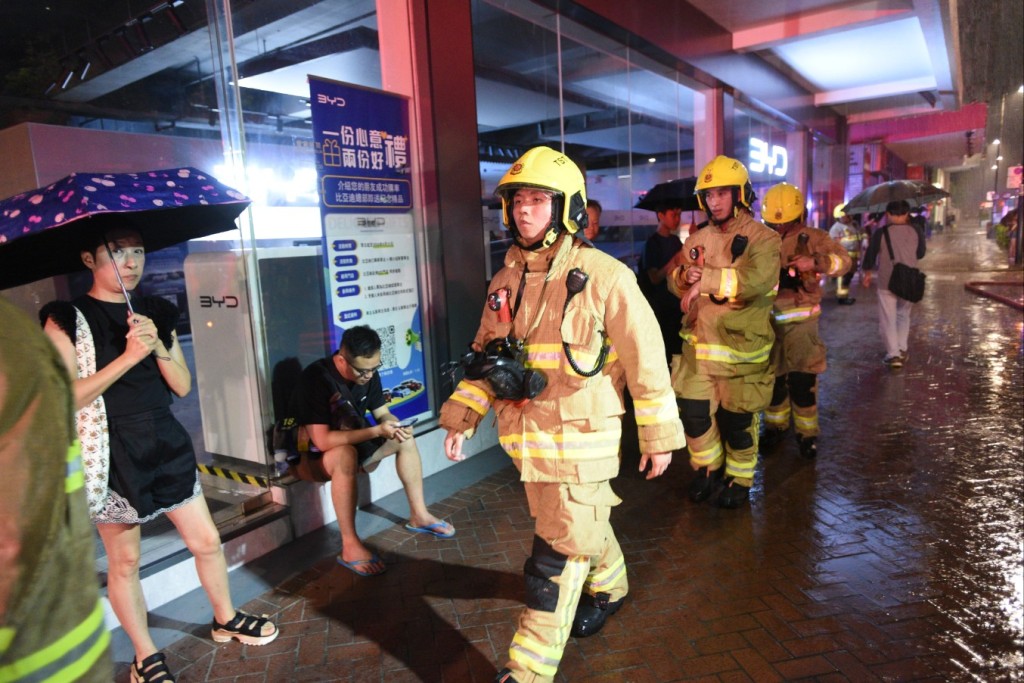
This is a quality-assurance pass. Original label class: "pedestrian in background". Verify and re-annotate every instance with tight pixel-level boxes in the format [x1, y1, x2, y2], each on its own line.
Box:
[639, 202, 685, 365]
[828, 204, 863, 305]
[861, 200, 927, 369]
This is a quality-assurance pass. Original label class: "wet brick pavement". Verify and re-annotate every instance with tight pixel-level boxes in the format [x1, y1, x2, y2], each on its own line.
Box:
[114, 223, 1023, 682]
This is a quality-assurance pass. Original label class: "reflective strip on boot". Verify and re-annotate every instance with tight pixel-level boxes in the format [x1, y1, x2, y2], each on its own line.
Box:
[763, 405, 790, 430]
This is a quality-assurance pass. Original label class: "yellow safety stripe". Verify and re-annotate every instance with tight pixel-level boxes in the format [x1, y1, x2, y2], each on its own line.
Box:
[688, 440, 723, 467]
[826, 253, 846, 275]
[633, 390, 678, 426]
[587, 555, 626, 592]
[65, 441, 83, 494]
[725, 459, 756, 479]
[0, 600, 109, 683]
[793, 412, 818, 431]
[763, 407, 790, 429]
[772, 305, 821, 324]
[717, 268, 739, 299]
[450, 381, 491, 416]
[525, 343, 619, 377]
[695, 341, 772, 365]
[499, 430, 621, 461]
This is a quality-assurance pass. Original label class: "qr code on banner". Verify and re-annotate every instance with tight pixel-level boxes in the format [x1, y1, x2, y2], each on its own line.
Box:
[377, 325, 397, 368]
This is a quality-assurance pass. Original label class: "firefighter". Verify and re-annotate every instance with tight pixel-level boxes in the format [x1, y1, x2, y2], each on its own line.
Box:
[667, 155, 781, 509]
[0, 297, 112, 682]
[759, 183, 851, 458]
[440, 146, 684, 683]
[828, 204, 863, 304]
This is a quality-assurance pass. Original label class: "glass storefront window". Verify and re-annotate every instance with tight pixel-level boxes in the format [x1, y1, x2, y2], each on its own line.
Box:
[472, 0, 706, 276]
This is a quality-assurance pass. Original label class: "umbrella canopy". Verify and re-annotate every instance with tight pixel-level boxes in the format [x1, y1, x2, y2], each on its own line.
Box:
[842, 180, 949, 215]
[0, 167, 249, 290]
[635, 177, 700, 212]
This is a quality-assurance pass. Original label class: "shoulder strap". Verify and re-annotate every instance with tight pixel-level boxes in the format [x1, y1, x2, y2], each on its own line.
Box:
[882, 227, 895, 260]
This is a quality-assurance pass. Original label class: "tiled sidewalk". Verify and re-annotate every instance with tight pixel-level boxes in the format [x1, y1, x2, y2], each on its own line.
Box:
[113, 227, 1023, 682]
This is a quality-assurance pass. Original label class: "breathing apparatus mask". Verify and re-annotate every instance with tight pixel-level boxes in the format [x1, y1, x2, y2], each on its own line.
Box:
[460, 336, 547, 402]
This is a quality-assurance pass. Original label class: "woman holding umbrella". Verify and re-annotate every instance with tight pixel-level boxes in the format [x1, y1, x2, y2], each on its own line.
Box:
[41, 227, 278, 682]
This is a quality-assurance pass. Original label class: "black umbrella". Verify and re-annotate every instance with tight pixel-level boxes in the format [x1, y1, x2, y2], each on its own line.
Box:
[634, 177, 700, 212]
[842, 180, 949, 215]
[0, 167, 250, 291]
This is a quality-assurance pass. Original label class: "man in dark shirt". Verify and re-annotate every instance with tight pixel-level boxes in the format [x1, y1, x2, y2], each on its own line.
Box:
[640, 204, 685, 364]
[291, 325, 453, 577]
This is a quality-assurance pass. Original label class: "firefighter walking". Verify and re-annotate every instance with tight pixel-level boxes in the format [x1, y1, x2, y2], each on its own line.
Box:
[759, 183, 851, 458]
[440, 146, 683, 683]
[668, 155, 781, 509]
[829, 204, 863, 304]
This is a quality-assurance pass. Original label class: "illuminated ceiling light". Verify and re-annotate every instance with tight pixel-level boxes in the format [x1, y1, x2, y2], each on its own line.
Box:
[997, 155, 1004, 161]
[991, 164, 998, 170]
[648, 157, 656, 163]
[1019, 85, 1023, 93]
[993, 138, 1001, 145]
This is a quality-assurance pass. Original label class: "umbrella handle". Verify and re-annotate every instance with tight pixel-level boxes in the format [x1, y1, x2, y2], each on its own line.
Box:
[103, 241, 135, 317]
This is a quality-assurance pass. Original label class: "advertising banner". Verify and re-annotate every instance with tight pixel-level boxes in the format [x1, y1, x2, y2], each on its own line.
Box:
[309, 76, 427, 420]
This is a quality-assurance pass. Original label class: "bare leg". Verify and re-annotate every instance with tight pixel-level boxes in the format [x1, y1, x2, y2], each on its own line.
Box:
[165, 496, 235, 624]
[323, 445, 384, 572]
[393, 439, 445, 529]
[96, 522, 156, 663]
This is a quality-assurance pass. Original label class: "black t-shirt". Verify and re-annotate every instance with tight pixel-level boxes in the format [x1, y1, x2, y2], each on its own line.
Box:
[74, 295, 177, 417]
[291, 356, 385, 427]
[640, 231, 683, 319]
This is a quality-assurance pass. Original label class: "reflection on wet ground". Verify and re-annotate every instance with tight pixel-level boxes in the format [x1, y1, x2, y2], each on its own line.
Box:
[112, 223, 1023, 682]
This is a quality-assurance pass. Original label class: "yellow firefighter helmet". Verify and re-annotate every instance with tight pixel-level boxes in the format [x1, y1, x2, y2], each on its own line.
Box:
[762, 182, 805, 225]
[833, 203, 847, 219]
[495, 146, 588, 248]
[695, 155, 756, 216]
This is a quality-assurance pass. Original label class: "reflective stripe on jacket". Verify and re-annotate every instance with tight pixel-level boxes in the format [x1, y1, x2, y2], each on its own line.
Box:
[771, 226, 851, 325]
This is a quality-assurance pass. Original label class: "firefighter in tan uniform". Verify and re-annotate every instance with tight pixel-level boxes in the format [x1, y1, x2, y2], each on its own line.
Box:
[829, 204, 863, 304]
[668, 155, 781, 509]
[0, 298, 112, 682]
[440, 147, 684, 683]
[759, 183, 851, 459]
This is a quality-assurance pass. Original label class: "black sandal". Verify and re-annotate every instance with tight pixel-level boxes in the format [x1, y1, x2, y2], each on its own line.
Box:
[130, 652, 175, 683]
[211, 610, 279, 646]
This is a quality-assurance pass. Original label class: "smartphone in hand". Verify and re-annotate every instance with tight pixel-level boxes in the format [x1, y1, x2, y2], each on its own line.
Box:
[396, 417, 419, 428]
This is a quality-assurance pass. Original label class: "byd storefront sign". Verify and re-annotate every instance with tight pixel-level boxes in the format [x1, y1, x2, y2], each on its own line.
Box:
[749, 137, 788, 177]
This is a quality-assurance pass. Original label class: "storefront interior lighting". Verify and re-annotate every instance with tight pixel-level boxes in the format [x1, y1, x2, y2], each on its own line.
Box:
[993, 138, 1000, 145]
[997, 155, 1004, 161]
[991, 164, 998, 170]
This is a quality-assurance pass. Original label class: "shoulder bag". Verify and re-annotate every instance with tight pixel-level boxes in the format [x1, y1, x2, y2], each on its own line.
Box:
[883, 227, 925, 303]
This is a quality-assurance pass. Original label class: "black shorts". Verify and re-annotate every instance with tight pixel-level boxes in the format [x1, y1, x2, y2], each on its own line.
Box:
[107, 408, 199, 522]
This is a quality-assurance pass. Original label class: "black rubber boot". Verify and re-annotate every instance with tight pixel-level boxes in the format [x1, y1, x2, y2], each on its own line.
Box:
[759, 428, 786, 453]
[687, 466, 723, 503]
[717, 477, 750, 509]
[570, 593, 625, 638]
[797, 435, 817, 459]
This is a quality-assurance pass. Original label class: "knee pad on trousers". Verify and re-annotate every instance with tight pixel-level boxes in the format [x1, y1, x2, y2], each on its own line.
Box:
[680, 399, 712, 438]
[788, 372, 817, 408]
[523, 535, 568, 612]
[770, 376, 789, 406]
[717, 408, 754, 450]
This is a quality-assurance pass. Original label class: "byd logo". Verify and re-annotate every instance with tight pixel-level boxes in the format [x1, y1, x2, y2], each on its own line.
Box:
[749, 137, 788, 177]
[316, 94, 347, 108]
[199, 295, 239, 308]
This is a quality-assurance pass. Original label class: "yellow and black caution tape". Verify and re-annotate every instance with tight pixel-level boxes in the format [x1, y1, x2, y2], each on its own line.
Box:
[197, 463, 270, 489]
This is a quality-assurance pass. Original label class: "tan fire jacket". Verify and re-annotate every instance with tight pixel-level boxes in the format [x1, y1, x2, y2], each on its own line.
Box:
[440, 234, 684, 484]
[772, 225, 851, 325]
[668, 211, 782, 377]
